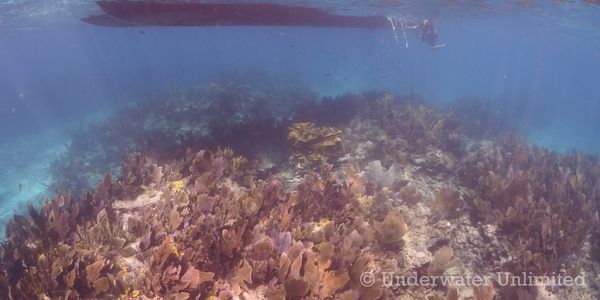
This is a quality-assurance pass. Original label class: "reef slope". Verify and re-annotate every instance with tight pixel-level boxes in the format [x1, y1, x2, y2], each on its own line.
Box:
[1, 92, 599, 300]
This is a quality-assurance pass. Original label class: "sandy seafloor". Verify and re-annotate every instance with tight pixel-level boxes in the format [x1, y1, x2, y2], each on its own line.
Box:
[0, 108, 113, 234]
[0, 129, 66, 227]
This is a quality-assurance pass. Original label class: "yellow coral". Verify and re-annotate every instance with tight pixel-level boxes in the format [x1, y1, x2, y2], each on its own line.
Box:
[171, 178, 188, 193]
[118, 288, 140, 300]
[171, 244, 181, 257]
[217, 147, 248, 176]
[118, 260, 128, 279]
[230, 155, 248, 173]
[288, 122, 342, 168]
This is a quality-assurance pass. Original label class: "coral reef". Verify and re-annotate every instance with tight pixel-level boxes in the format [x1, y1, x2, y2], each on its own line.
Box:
[432, 187, 462, 220]
[447, 97, 516, 140]
[50, 75, 315, 192]
[4, 84, 600, 299]
[288, 122, 342, 169]
[1, 149, 411, 299]
[361, 93, 464, 157]
[427, 246, 458, 277]
[364, 160, 404, 189]
[458, 136, 600, 278]
[376, 210, 408, 249]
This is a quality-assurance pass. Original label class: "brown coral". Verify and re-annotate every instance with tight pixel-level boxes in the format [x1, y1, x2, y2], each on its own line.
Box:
[288, 122, 342, 168]
[427, 246, 457, 277]
[432, 186, 462, 220]
[458, 136, 600, 276]
[4, 89, 600, 300]
[377, 210, 408, 249]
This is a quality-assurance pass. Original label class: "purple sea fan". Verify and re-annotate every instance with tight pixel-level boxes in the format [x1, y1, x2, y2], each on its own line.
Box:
[270, 229, 292, 254]
[211, 156, 226, 179]
[265, 177, 285, 204]
[365, 160, 403, 188]
[267, 178, 281, 192]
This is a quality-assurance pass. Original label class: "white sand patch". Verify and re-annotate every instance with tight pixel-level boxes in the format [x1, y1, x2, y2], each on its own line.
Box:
[113, 189, 164, 210]
[0, 128, 68, 236]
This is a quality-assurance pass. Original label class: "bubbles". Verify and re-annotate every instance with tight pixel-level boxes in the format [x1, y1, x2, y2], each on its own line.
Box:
[387, 15, 409, 48]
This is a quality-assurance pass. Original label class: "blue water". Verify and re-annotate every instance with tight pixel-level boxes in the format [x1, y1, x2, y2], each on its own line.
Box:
[1, 1, 599, 230]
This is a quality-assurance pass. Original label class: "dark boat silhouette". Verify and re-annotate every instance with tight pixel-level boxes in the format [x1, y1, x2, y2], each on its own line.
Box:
[83, 1, 390, 28]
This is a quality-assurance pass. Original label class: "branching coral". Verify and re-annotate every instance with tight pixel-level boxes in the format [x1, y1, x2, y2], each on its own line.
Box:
[0, 172, 120, 299]
[2, 147, 409, 299]
[6, 87, 600, 299]
[377, 210, 408, 250]
[432, 187, 462, 220]
[459, 136, 600, 277]
[427, 246, 458, 277]
[362, 94, 464, 156]
[473, 281, 495, 300]
[288, 122, 342, 169]
[49, 77, 317, 192]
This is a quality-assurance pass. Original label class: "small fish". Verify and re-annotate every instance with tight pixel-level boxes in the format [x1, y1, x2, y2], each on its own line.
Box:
[18, 183, 22, 192]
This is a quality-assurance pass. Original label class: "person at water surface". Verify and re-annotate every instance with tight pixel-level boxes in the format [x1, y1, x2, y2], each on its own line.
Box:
[407, 17, 446, 49]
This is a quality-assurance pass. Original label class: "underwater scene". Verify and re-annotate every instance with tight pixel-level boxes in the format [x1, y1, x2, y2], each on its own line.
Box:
[1, 1, 600, 299]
